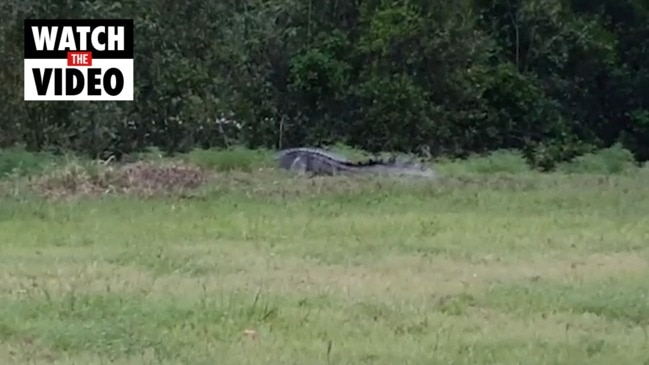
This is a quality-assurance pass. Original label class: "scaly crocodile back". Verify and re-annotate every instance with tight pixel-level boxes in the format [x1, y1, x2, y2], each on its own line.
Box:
[276, 147, 349, 172]
[277, 147, 437, 178]
[277, 147, 348, 162]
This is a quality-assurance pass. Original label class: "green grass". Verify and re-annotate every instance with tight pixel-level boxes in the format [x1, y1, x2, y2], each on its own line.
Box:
[1, 147, 649, 364]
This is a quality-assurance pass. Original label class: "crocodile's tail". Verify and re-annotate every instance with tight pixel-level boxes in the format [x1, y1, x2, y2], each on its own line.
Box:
[349, 155, 437, 178]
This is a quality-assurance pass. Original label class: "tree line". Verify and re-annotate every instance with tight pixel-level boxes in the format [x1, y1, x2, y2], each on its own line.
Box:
[1, 0, 648, 169]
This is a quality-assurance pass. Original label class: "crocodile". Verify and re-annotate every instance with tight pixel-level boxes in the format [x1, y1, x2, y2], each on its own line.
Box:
[276, 147, 436, 178]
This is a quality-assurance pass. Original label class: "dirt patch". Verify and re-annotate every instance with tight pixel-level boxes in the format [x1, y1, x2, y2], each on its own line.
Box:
[32, 160, 208, 200]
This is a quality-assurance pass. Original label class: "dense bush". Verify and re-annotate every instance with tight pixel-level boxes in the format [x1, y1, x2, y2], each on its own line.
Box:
[1, 0, 648, 168]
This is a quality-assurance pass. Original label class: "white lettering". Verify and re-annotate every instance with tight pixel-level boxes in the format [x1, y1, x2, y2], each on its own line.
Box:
[107, 26, 124, 51]
[58, 27, 76, 51]
[31, 26, 58, 51]
[91, 26, 105, 51]
[76, 26, 91, 49]
[31, 25, 125, 52]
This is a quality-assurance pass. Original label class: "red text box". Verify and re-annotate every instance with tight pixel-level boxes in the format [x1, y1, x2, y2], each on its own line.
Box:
[67, 51, 92, 66]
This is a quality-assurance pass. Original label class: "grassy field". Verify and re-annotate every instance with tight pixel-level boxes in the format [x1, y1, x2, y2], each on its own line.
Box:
[0, 146, 648, 364]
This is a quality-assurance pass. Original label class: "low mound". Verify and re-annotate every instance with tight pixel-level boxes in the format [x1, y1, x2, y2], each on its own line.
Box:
[33, 160, 208, 199]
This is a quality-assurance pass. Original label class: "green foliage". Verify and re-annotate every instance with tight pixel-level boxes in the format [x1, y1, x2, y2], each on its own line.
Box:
[181, 147, 274, 172]
[1, 0, 648, 166]
[556, 143, 638, 174]
[437, 150, 533, 175]
[0, 146, 59, 178]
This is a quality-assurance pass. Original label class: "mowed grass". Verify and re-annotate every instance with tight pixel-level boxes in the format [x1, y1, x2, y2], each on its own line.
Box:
[1, 148, 649, 364]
